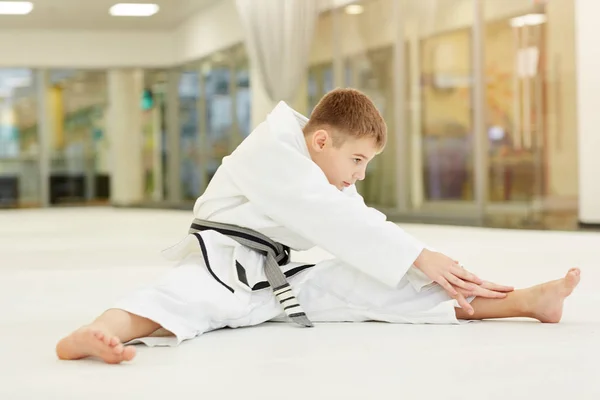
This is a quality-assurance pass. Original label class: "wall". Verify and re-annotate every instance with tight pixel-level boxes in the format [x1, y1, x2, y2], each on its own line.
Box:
[574, 0, 600, 224]
[0, 1, 243, 69]
[309, 0, 537, 64]
[546, 0, 578, 203]
[0, 30, 175, 68]
[175, 0, 244, 65]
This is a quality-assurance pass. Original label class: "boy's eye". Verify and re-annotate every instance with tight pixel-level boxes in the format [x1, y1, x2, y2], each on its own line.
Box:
[353, 158, 362, 164]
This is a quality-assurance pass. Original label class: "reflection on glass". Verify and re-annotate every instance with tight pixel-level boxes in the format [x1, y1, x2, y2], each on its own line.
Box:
[204, 56, 233, 185]
[484, 1, 547, 204]
[307, 7, 334, 115]
[179, 69, 201, 200]
[233, 44, 251, 140]
[345, 46, 396, 207]
[307, 63, 333, 113]
[141, 70, 167, 202]
[0, 68, 39, 207]
[48, 70, 108, 205]
[179, 44, 251, 200]
[339, 0, 397, 207]
[411, 0, 475, 202]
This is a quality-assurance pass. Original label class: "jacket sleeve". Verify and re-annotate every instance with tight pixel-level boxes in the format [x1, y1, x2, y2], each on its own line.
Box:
[221, 130, 427, 288]
[341, 179, 434, 291]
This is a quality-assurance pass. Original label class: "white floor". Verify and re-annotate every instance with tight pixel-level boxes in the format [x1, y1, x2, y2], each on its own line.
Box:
[2, 207, 599, 400]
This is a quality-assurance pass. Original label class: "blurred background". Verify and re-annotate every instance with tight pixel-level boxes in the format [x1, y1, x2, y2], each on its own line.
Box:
[0, 0, 597, 231]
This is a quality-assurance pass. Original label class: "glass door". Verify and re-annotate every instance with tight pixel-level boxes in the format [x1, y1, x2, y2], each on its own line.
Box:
[47, 69, 108, 206]
[402, 0, 480, 222]
[483, 0, 548, 227]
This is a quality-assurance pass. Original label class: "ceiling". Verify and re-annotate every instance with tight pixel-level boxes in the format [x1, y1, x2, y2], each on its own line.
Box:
[0, 0, 220, 30]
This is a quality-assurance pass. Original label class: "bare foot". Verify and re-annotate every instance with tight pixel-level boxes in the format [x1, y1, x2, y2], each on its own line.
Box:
[529, 268, 581, 323]
[56, 326, 136, 364]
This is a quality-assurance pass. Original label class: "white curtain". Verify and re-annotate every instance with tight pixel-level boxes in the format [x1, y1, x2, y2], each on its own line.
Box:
[235, 0, 318, 104]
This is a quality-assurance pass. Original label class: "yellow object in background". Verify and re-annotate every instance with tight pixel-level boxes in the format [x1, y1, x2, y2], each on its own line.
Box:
[48, 84, 64, 150]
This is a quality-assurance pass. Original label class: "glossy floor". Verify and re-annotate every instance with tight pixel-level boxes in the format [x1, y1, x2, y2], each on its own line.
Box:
[2, 208, 598, 399]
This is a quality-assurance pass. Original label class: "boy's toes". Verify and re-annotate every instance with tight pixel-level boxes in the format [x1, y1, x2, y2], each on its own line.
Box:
[122, 346, 136, 362]
[112, 343, 124, 355]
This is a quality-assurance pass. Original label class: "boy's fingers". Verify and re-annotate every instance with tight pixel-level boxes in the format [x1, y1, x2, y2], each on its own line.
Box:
[481, 281, 514, 292]
[471, 286, 507, 299]
[438, 280, 473, 314]
[455, 292, 474, 315]
[450, 265, 483, 285]
[444, 272, 476, 291]
[438, 278, 458, 297]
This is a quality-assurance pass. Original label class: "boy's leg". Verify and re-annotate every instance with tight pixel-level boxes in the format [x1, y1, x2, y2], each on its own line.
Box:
[291, 259, 581, 325]
[56, 251, 259, 364]
[455, 268, 580, 322]
[56, 308, 164, 364]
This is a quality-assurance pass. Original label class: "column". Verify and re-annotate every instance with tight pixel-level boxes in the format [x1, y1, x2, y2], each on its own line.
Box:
[36, 70, 51, 208]
[393, 0, 408, 212]
[250, 63, 276, 129]
[106, 69, 144, 206]
[574, 0, 600, 224]
[407, 20, 424, 210]
[165, 69, 181, 204]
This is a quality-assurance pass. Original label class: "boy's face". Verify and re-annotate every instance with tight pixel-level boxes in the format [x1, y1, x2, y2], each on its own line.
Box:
[306, 129, 378, 191]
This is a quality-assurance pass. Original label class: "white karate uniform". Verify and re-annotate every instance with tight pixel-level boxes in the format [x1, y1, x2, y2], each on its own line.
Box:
[115, 102, 466, 347]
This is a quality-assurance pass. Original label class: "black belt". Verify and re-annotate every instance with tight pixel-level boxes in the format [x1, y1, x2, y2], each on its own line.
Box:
[189, 219, 313, 328]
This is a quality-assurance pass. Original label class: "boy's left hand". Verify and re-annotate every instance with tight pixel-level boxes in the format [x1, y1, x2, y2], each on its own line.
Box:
[455, 280, 514, 299]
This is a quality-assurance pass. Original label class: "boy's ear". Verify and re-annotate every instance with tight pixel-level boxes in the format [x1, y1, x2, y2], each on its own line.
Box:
[312, 129, 328, 151]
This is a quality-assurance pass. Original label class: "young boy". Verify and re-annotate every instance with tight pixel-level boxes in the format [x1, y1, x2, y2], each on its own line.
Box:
[56, 89, 580, 364]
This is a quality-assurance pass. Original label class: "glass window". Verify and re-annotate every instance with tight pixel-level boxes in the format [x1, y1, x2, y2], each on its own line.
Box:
[307, 63, 334, 113]
[204, 51, 233, 186]
[339, 0, 397, 208]
[47, 70, 108, 205]
[0, 68, 40, 208]
[480, 0, 577, 227]
[402, 0, 475, 206]
[141, 69, 168, 202]
[178, 68, 201, 200]
[178, 44, 252, 201]
[308, 9, 334, 114]
[232, 44, 251, 140]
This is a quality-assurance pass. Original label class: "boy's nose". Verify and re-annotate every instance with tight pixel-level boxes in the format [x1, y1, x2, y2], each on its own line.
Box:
[354, 169, 366, 181]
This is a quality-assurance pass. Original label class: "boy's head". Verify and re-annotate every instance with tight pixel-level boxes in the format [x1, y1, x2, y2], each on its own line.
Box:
[303, 88, 387, 190]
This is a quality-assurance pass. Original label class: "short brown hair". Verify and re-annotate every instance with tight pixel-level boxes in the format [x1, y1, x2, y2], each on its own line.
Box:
[303, 88, 387, 151]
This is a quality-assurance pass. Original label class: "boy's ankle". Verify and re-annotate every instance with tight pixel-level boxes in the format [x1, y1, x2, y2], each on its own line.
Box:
[518, 289, 537, 318]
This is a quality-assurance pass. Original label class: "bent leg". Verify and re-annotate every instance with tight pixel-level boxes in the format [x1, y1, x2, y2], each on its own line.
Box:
[455, 268, 580, 322]
[56, 252, 250, 363]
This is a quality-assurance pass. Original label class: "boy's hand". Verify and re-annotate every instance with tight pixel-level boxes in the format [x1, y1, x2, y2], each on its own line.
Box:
[414, 249, 482, 314]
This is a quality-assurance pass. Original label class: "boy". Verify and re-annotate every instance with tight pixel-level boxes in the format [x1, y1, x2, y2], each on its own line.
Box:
[56, 89, 580, 364]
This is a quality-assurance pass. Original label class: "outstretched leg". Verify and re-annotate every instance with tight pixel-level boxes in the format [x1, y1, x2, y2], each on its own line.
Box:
[56, 308, 164, 364]
[455, 268, 580, 322]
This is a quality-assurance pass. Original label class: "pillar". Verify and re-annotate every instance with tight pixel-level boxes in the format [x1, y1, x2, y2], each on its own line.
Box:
[36, 70, 51, 208]
[107, 69, 144, 206]
[250, 63, 276, 129]
[574, 0, 600, 225]
[165, 69, 181, 204]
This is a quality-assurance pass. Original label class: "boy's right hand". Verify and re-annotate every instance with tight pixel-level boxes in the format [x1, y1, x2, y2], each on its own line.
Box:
[413, 249, 482, 314]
